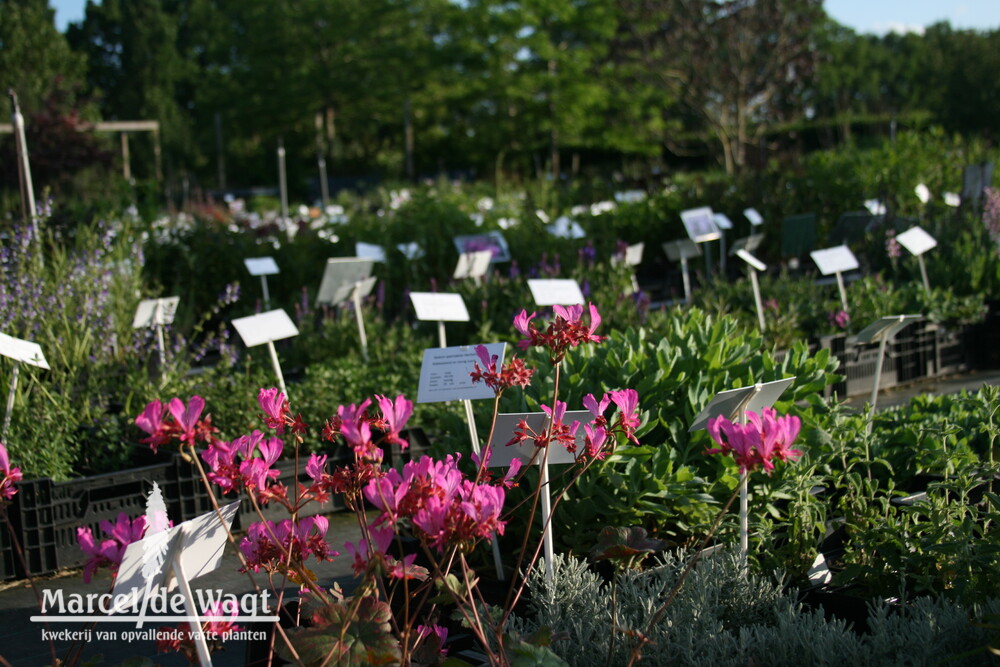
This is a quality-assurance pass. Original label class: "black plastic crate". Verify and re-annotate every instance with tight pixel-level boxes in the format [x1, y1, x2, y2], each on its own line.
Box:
[14, 462, 172, 577]
[934, 326, 970, 376]
[815, 334, 896, 399]
[894, 322, 936, 384]
[166, 453, 221, 523]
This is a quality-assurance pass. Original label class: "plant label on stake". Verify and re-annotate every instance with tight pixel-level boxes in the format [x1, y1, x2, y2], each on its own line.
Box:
[853, 315, 922, 433]
[453, 231, 511, 263]
[316, 258, 374, 306]
[663, 239, 702, 303]
[355, 242, 386, 263]
[231, 309, 299, 399]
[452, 250, 492, 284]
[349, 277, 378, 361]
[488, 411, 589, 585]
[681, 206, 720, 279]
[133, 297, 180, 376]
[397, 242, 425, 260]
[410, 292, 470, 348]
[527, 279, 585, 306]
[895, 226, 938, 296]
[105, 502, 249, 667]
[244, 257, 279, 311]
[610, 243, 644, 291]
[736, 250, 768, 333]
[744, 208, 764, 227]
[0, 332, 49, 440]
[713, 213, 733, 274]
[689, 378, 796, 569]
[809, 245, 859, 314]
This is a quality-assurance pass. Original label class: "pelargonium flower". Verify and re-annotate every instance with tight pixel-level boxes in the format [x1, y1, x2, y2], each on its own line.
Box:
[706, 407, 802, 474]
[77, 513, 148, 583]
[470, 345, 535, 395]
[373, 395, 414, 449]
[513, 303, 603, 362]
[0, 442, 21, 501]
[135, 396, 217, 452]
[344, 525, 428, 581]
[239, 516, 337, 573]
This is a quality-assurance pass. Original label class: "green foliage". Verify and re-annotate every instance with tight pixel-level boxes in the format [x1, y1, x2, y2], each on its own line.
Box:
[281, 596, 401, 666]
[508, 549, 1000, 666]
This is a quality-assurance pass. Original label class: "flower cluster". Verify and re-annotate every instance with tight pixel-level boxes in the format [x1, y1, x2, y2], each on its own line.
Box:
[344, 524, 429, 581]
[135, 396, 218, 453]
[239, 516, 336, 573]
[364, 455, 511, 553]
[828, 309, 850, 330]
[885, 229, 902, 260]
[0, 442, 22, 501]
[514, 303, 603, 363]
[258, 388, 308, 439]
[706, 407, 802, 474]
[322, 394, 414, 458]
[76, 513, 148, 583]
[201, 430, 286, 501]
[470, 344, 535, 395]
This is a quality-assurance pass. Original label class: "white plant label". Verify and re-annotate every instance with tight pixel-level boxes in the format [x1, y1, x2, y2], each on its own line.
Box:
[744, 208, 764, 226]
[453, 250, 492, 280]
[231, 309, 299, 348]
[663, 239, 702, 261]
[317, 258, 374, 305]
[713, 213, 734, 230]
[527, 279, 585, 306]
[810, 245, 859, 275]
[486, 411, 591, 467]
[397, 242, 424, 260]
[410, 292, 470, 322]
[896, 226, 937, 256]
[730, 234, 764, 256]
[736, 249, 766, 272]
[133, 297, 180, 329]
[0, 332, 49, 369]
[688, 377, 796, 433]
[417, 343, 506, 403]
[355, 242, 386, 262]
[623, 242, 644, 266]
[915, 183, 930, 204]
[680, 206, 721, 243]
[244, 257, 279, 276]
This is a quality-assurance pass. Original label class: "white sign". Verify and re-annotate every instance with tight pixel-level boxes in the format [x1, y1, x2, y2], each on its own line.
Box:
[244, 257, 279, 276]
[622, 242, 644, 266]
[810, 245, 859, 275]
[410, 292, 470, 322]
[111, 502, 240, 610]
[688, 378, 796, 433]
[316, 258, 374, 305]
[663, 239, 702, 261]
[713, 213, 734, 230]
[736, 249, 766, 272]
[0, 333, 49, 369]
[453, 251, 492, 280]
[486, 411, 590, 467]
[397, 242, 425, 260]
[547, 216, 586, 239]
[355, 242, 386, 262]
[417, 344, 506, 403]
[133, 297, 179, 329]
[915, 183, 930, 204]
[864, 199, 886, 216]
[730, 234, 764, 256]
[231, 309, 299, 348]
[527, 279, 585, 306]
[744, 208, 764, 226]
[896, 226, 937, 256]
[680, 206, 721, 243]
[944, 192, 961, 207]
[854, 314, 922, 345]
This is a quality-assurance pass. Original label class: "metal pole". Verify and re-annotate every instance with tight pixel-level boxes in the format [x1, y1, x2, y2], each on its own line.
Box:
[462, 400, 479, 456]
[750, 269, 766, 333]
[277, 138, 289, 222]
[121, 132, 131, 182]
[835, 271, 849, 313]
[260, 275, 271, 311]
[315, 112, 329, 208]
[681, 256, 692, 303]
[739, 408, 749, 572]
[352, 287, 369, 361]
[266, 340, 288, 399]
[3, 362, 20, 440]
[9, 91, 38, 243]
[867, 336, 889, 437]
[917, 254, 931, 296]
[437, 321, 447, 348]
[541, 457, 555, 584]
[719, 233, 727, 275]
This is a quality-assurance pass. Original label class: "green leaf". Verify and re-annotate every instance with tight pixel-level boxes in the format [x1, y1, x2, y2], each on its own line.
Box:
[280, 596, 401, 666]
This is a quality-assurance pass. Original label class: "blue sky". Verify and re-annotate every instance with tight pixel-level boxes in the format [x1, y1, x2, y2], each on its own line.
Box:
[50, 0, 1000, 34]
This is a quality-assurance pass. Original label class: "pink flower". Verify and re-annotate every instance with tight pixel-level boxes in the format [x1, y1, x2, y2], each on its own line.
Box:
[306, 453, 327, 482]
[583, 423, 609, 460]
[375, 394, 413, 448]
[136, 400, 171, 452]
[77, 513, 148, 583]
[582, 393, 611, 421]
[239, 517, 336, 573]
[0, 442, 21, 501]
[168, 396, 205, 445]
[470, 344, 535, 394]
[258, 388, 289, 432]
[609, 389, 640, 443]
[705, 408, 802, 474]
[338, 399, 373, 454]
[416, 624, 449, 655]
